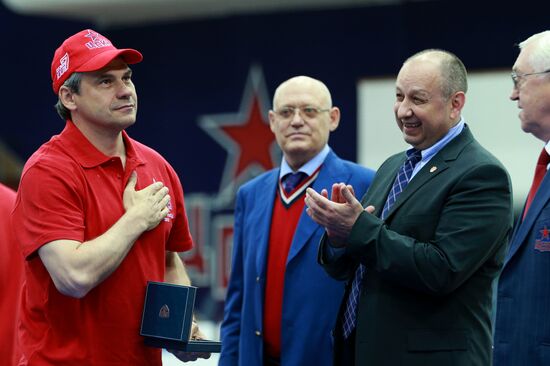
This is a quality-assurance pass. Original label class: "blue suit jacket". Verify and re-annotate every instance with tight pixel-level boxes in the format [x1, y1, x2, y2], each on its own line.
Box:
[494, 168, 550, 365]
[219, 150, 374, 366]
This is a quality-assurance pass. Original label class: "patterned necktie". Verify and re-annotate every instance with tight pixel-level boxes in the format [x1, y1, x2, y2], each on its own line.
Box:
[523, 148, 550, 220]
[341, 149, 422, 339]
[282, 172, 308, 194]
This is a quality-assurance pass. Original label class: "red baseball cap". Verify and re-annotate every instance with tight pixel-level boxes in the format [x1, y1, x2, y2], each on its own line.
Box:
[51, 29, 143, 94]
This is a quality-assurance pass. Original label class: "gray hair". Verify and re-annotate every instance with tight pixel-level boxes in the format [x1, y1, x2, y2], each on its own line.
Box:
[519, 31, 550, 71]
[54, 72, 83, 120]
[406, 49, 468, 99]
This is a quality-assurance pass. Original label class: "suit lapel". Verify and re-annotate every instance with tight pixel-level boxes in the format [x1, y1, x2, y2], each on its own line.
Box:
[383, 158, 449, 219]
[287, 151, 348, 263]
[256, 170, 279, 276]
[505, 171, 550, 263]
[379, 126, 473, 221]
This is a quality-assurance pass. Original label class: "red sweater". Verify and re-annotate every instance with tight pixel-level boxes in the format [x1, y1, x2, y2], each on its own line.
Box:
[263, 169, 320, 358]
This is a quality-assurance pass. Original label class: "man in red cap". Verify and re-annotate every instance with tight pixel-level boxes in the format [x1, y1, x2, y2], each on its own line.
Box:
[12, 29, 207, 365]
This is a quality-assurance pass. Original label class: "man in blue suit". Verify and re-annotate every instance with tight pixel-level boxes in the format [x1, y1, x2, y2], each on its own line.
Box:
[494, 30, 550, 365]
[219, 76, 375, 366]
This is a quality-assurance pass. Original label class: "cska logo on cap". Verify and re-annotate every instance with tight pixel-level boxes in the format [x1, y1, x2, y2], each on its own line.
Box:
[84, 30, 112, 50]
[56, 52, 70, 80]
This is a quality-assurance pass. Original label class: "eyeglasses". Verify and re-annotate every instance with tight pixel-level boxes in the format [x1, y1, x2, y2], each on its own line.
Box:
[273, 106, 330, 120]
[511, 69, 550, 88]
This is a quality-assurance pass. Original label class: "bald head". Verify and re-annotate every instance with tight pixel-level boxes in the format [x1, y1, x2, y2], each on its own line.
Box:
[273, 76, 333, 109]
[269, 75, 340, 170]
[405, 49, 468, 99]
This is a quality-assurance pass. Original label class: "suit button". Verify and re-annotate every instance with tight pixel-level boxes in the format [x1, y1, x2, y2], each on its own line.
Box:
[256, 276, 260, 282]
[255, 330, 261, 337]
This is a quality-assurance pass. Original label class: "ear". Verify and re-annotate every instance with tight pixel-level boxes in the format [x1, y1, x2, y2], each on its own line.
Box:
[58, 86, 77, 112]
[328, 107, 341, 132]
[449, 91, 465, 120]
[268, 110, 277, 133]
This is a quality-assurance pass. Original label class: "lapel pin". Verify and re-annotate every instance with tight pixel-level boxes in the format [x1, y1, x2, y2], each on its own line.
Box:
[430, 166, 437, 173]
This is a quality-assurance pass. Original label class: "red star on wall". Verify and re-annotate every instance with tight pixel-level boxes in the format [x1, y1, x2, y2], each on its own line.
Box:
[220, 95, 274, 176]
[199, 66, 279, 197]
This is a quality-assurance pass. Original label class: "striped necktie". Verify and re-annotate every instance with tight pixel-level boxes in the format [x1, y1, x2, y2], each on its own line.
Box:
[282, 172, 308, 194]
[341, 149, 422, 338]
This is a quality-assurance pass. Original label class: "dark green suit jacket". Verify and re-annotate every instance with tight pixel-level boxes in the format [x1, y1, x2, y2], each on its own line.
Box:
[320, 126, 512, 366]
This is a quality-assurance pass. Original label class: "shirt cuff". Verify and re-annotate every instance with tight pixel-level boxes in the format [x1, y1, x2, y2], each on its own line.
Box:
[324, 240, 346, 262]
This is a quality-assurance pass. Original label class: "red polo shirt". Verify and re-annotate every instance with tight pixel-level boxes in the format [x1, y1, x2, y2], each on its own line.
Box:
[0, 183, 22, 365]
[12, 121, 193, 365]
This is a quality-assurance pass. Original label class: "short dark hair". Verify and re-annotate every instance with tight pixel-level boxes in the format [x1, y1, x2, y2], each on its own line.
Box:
[54, 72, 83, 120]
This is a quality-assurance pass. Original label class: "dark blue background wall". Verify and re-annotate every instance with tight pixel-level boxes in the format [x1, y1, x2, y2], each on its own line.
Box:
[2, 1, 546, 190]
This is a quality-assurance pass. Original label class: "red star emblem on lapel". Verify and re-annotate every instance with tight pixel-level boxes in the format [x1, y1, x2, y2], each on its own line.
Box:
[540, 226, 550, 240]
[199, 66, 279, 196]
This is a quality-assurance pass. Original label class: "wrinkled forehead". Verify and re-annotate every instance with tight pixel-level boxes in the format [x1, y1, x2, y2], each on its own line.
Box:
[275, 90, 327, 108]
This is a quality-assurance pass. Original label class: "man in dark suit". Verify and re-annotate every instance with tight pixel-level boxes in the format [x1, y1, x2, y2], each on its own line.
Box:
[494, 31, 550, 365]
[219, 76, 375, 366]
[305, 50, 512, 365]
